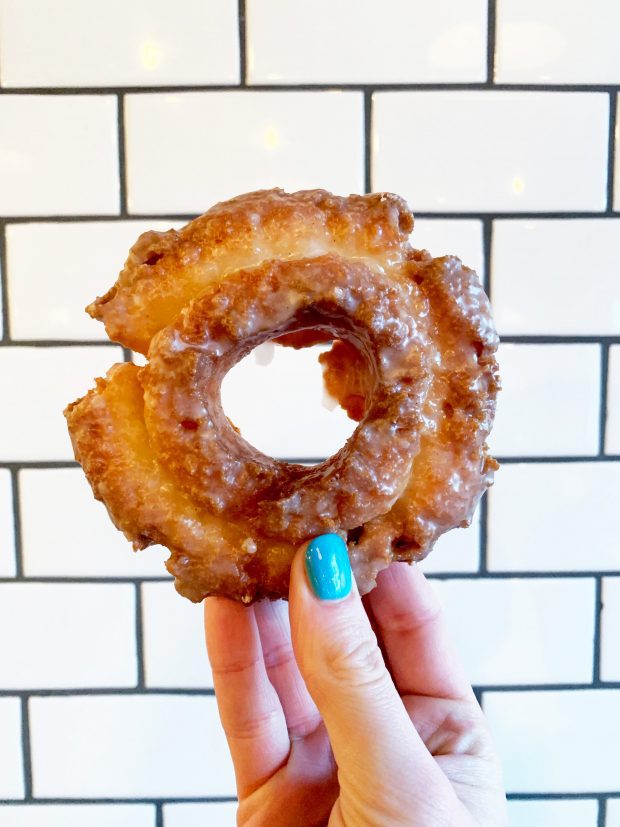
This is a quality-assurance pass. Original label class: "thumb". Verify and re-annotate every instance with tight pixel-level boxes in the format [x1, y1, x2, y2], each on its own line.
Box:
[288, 534, 445, 809]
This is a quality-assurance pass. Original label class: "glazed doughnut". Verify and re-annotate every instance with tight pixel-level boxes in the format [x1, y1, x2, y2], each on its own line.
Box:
[65, 189, 499, 602]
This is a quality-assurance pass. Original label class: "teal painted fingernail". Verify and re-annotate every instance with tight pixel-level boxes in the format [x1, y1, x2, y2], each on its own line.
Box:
[305, 533, 352, 601]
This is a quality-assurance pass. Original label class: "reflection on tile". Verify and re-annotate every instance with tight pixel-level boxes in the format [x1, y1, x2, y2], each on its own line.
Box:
[373, 91, 608, 212]
[125, 91, 364, 213]
[0, 0, 239, 87]
[488, 462, 620, 571]
[247, 0, 486, 84]
[496, 0, 620, 84]
[0, 96, 119, 216]
[490, 344, 600, 457]
[493, 220, 620, 335]
[7, 221, 182, 340]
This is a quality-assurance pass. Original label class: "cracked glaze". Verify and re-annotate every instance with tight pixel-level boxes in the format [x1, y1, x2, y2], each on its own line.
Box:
[65, 189, 499, 603]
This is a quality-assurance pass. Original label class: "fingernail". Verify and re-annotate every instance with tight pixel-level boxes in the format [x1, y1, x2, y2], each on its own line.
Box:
[305, 533, 352, 601]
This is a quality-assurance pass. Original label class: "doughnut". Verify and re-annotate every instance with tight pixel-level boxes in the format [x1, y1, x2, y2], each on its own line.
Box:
[64, 189, 499, 603]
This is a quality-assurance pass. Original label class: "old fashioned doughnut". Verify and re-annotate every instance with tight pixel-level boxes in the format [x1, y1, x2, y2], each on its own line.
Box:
[65, 189, 499, 603]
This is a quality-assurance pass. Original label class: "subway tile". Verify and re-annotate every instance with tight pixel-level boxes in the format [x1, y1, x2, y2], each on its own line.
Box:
[247, 0, 486, 84]
[490, 344, 600, 457]
[6, 221, 181, 341]
[0, 0, 238, 87]
[420, 513, 480, 574]
[0, 584, 137, 689]
[0, 96, 119, 216]
[125, 91, 364, 214]
[484, 689, 620, 792]
[19, 469, 169, 578]
[602, 578, 620, 681]
[0, 805, 155, 827]
[373, 92, 608, 212]
[221, 343, 356, 460]
[492, 220, 620, 335]
[507, 799, 598, 827]
[432, 578, 594, 685]
[608, 800, 620, 827]
[163, 802, 237, 827]
[496, 0, 620, 84]
[488, 462, 620, 571]
[0, 698, 24, 799]
[29, 695, 235, 798]
[0, 346, 122, 461]
[606, 346, 620, 454]
[142, 582, 213, 688]
[0, 469, 16, 577]
[411, 219, 484, 283]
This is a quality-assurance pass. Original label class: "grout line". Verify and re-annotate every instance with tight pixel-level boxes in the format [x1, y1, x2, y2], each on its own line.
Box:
[593, 577, 604, 685]
[479, 490, 489, 573]
[598, 795, 607, 827]
[0, 461, 79, 470]
[363, 90, 372, 193]
[0, 211, 619, 224]
[135, 583, 146, 689]
[599, 344, 610, 454]
[0, 222, 10, 343]
[20, 697, 33, 800]
[156, 801, 164, 827]
[238, 0, 247, 85]
[0, 797, 238, 805]
[0, 340, 122, 348]
[9, 469, 24, 578]
[607, 91, 617, 212]
[116, 93, 128, 217]
[123, 347, 133, 363]
[507, 792, 618, 801]
[0, 688, 216, 697]
[1, 83, 619, 94]
[486, 0, 497, 84]
[482, 216, 493, 293]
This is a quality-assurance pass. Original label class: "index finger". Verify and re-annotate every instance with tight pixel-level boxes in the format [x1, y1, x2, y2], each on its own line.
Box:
[367, 563, 474, 702]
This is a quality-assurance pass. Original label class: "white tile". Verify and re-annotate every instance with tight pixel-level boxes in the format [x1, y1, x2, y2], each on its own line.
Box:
[0, 698, 24, 799]
[20, 469, 170, 578]
[496, 0, 620, 84]
[0, 584, 136, 689]
[608, 800, 620, 827]
[0, 0, 238, 87]
[247, 0, 486, 84]
[125, 91, 363, 214]
[432, 578, 594, 685]
[492, 220, 620, 335]
[488, 463, 620, 571]
[221, 343, 356, 460]
[491, 344, 600, 458]
[30, 695, 235, 798]
[6, 221, 181, 341]
[0, 346, 122, 461]
[0, 96, 119, 216]
[420, 512, 480, 574]
[412, 219, 484, 282]
[0, 805, 155, 827]
[484, 689, 620, 792]
[606, 346, 620, 454]
[602, 578, 620, 681]
[0, 470, 16, 577]
[142, 582, 212, 688]
[163, 802, 237, 827]
[373, 92, 608, 212]
[507, 799, 598, 827]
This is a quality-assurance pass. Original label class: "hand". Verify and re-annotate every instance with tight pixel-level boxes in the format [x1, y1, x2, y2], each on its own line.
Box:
[204, 534, 508, 826]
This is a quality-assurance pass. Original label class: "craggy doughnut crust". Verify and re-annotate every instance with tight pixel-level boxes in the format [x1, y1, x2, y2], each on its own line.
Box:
[65, 189, 499, 603]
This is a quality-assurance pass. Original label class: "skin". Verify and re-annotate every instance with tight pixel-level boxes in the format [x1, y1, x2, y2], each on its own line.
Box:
[204, 546, 509, 826]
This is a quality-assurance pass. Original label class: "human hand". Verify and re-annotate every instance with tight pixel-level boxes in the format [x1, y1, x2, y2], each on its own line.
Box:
[204, 534, 508, 826]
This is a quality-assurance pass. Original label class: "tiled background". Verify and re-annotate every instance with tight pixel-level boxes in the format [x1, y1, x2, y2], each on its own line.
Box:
[0, 0, 619, 825]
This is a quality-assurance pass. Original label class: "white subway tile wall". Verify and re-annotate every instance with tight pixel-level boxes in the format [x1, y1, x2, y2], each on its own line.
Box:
[0, 0, 618, 823]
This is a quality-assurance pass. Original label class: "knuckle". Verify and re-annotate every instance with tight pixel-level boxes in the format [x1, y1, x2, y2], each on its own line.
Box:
[321, 630, 387, 689]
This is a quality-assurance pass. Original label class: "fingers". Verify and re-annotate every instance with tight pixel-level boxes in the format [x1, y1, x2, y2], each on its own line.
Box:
[204, 597, 290, 798]
[368, 562, 474, 702]
[288, 534, 448, 805]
